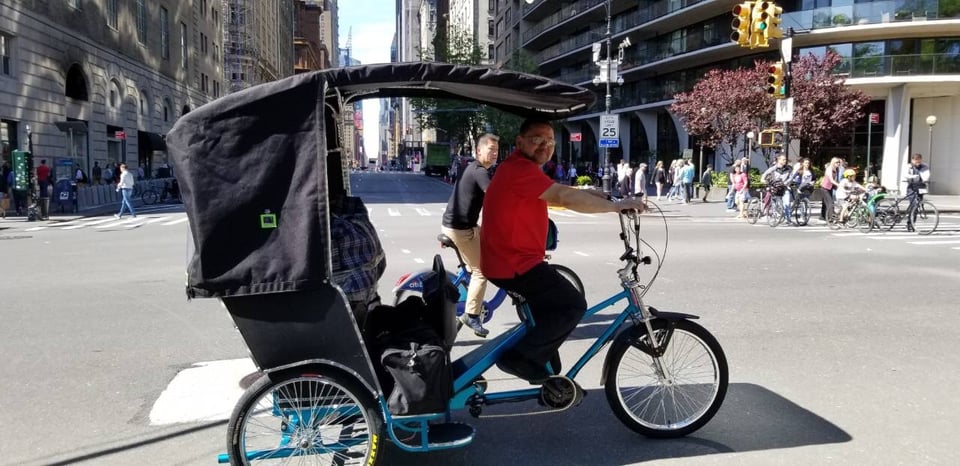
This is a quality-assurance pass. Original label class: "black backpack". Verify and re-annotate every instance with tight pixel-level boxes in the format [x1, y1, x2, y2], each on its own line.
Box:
[364, 255, 458, 415]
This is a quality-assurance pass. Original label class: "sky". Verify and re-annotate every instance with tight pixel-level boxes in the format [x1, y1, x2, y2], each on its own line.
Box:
[338, 1, 396, 160]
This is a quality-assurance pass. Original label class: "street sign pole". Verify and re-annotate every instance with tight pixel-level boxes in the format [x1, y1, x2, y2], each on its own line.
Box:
[781, 30, 794, 159]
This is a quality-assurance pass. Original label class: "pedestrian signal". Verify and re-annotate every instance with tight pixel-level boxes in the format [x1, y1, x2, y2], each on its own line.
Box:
[730, 2, 754, 47]
[759, 129, 783, 148]
[767, 61, 785, 98]
[763, 2, 784, 40]
[11, 150, 33, 191]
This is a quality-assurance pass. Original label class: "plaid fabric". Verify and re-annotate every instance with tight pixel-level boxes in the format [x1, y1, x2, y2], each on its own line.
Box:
[331, 196, 386, 304]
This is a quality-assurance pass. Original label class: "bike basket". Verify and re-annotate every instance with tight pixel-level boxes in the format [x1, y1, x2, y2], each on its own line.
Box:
[770, 183, 786, 196]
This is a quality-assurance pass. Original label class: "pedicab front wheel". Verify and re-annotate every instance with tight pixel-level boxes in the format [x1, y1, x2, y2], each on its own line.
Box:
[227, 368, 383, 466]
[604, 319, 728, 438]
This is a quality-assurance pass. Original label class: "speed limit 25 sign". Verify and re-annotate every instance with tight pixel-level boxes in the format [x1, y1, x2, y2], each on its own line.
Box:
[599, 114, 619, 148]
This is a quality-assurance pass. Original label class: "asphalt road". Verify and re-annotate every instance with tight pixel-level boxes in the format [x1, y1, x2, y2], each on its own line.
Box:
[1, 171, 958, 465]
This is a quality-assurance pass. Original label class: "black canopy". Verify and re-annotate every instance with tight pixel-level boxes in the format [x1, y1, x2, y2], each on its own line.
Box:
[166, 62, 595, 299]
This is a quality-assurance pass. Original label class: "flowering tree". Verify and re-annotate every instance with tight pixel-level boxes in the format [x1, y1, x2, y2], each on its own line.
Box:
[671, 51, 870, 167]
[789, 51, 871, 159]
[670, 63, 771, 166]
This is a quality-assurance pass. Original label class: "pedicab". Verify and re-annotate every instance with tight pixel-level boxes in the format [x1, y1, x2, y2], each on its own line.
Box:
[166, 62, 728, 465]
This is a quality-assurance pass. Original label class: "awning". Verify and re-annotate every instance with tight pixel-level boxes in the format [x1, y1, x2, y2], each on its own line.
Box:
[138, 131, 167, 152]
[55, 121, 88, 133]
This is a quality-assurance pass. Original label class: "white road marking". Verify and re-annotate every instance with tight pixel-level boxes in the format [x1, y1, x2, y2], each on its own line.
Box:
[906, 240, 960, 245]
[149, 358, 255, 425]
[95, 217, 139, 229]
[63, 217, 116, 229]
[161, 217, 189, 226]
[574, 251, 590, 257]
[866, 235, 932, 240]
[401, 249, 411, 254]
[414, 258, 425, 264]
[24, 226, 48, 231]
[953, 247, 960, 250]
[124, 219, 150, 228]
[416, 208, 431, 216]
[388, 208, 400, 216]
[147, 216, 173, 224]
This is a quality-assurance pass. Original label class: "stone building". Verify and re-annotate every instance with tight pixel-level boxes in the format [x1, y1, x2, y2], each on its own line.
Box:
[0, 0, 222, 180]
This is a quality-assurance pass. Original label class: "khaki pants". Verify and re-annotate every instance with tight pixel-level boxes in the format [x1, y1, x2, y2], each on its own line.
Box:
[441, 226, 487, 317]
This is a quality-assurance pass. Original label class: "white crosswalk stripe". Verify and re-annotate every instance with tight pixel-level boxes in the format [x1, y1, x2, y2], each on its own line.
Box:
[161, 217, 189, 226]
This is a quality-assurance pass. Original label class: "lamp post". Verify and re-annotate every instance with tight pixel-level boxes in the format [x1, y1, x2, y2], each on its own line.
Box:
[746, 131, 755, 164]
[926, 115, 937, 189]
[25, 124, 33, 154]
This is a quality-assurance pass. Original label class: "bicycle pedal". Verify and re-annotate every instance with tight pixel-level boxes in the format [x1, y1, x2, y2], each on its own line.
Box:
[538, 376, 584, 409]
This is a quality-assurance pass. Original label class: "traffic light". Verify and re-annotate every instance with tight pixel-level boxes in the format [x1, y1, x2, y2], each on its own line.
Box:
[767, 61, 785, 98]
[11, 150, 33, 191]
[751, 2, 771, 48]
[763, 2, 784, 41]
[730, 2, 754, 47]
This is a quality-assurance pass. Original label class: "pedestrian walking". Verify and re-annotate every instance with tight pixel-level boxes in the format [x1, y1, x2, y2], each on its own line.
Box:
[617, 159, 631, 197]
[653, 160, 666, 200]
[634, 163, 648, 200]
[681, 160, 695, 204]
[114, 163, 136, 219]
[725, 159, 742, 211]
[700, 164, 713, 202]
[820, 157, 840, 221]
[567, 164, 577, 186]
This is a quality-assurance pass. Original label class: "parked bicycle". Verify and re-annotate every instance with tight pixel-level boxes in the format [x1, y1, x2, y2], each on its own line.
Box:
[141, 179, 181, 205]
[394, 222, 585, 335]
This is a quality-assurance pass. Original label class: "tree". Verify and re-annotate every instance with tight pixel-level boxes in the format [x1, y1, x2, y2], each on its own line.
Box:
[788, 51, 871, 160]
[482, 49, 540, 151]
[670, 63, 771, 166]
[412, 25, 486, 155]
[671, 51, 870, 167]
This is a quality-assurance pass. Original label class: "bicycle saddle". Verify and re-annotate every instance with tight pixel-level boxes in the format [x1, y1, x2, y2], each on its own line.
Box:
[437, 234, 457, 250]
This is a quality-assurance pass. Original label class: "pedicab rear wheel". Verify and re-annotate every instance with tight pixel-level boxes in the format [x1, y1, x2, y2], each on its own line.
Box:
[228, 368, 383, 465]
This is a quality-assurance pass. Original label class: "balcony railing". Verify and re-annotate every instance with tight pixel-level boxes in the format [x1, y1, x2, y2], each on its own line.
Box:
[782, 0, 958, 30]
[522, 0, 606, 44]
[842, 52, 960, 77]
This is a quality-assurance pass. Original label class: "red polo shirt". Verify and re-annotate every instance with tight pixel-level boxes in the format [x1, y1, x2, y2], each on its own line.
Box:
[480, 150, 555, 279]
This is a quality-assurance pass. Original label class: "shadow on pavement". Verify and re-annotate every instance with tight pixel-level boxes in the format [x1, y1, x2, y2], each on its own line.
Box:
[379, 383, 851, 465]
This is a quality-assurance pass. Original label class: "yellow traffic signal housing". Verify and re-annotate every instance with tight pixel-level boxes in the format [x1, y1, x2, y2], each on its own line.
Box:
[751, 2, 770, 48]
[730, 2, 754, 47]
[767, 61, 785, 98]
[759, 129, 783, 147]
[764, 2, 784, 40]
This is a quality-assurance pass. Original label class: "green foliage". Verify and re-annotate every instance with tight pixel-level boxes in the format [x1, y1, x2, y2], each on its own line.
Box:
[711, 170, 729, 188]
[482, 50, 540, 146]
[576, 175, 593, 186]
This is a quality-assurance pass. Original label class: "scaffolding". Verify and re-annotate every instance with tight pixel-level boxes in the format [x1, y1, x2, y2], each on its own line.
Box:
[224, 0, 254, 92]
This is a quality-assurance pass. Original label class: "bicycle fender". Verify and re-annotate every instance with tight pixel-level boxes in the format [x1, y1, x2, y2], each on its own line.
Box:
[392, 268, 433, 296]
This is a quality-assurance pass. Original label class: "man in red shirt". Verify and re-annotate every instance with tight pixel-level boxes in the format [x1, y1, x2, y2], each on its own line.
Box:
[481, 118, 646, 383]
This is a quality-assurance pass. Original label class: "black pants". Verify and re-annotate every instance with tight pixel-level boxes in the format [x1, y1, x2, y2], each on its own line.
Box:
[489, 262, 587, 366]
[820, 186, 835, 220]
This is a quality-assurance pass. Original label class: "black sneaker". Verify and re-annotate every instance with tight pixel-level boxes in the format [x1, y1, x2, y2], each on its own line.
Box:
[496, 351, 551, 385]
[459, 313, 489, 337]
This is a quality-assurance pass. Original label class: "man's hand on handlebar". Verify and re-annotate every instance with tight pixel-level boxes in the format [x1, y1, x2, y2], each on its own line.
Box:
[611, 196, 647, 214]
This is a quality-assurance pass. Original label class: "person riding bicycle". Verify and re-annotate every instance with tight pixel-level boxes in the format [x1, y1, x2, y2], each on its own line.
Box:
[480, 118, 646, 384]
[835, 168, 865, 223]
[901, 153, 930, 232]
[761, 154, 794, 223]
[441, 133, 499, 337]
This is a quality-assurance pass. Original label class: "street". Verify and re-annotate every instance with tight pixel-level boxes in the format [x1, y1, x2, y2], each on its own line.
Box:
[2, 171, 959, 465]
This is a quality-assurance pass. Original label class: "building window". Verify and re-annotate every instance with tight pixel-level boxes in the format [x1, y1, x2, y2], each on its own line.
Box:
[136, 0, 148, 44]
[163, 98, 171, 122]
[181, 22, 188, 68]
[109, 80, 122, 108]
[140, 90, 149, 117]
[0, 34, 11, 77]
[65, 64, 88, 100]
[213, 43, 219, 62]
[213, 80, 220, 98]
[107, 0, 118, 29]
[160, 7, 170, 59]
